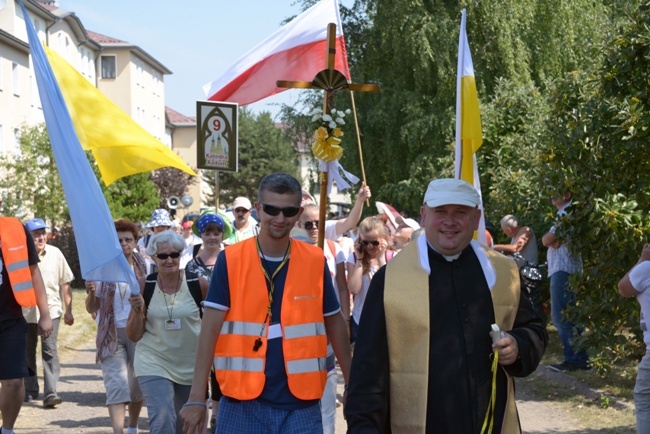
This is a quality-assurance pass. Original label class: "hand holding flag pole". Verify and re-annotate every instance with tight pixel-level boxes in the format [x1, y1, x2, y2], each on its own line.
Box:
[277, 23, 379, 249]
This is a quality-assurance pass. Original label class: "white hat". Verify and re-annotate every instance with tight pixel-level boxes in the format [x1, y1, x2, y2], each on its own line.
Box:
[301, 189, 317, 206]
[423, 179, 480, 208]
[396, 216, 420, 231]
[232, 197, 252, 211]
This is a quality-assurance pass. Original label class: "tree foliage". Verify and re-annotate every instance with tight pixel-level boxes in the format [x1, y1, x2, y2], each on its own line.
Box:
[203, 108, 299, 206]
[0, 124, 68, 227]
[280, 0, 649, 366]
[540, 3, 650, 366]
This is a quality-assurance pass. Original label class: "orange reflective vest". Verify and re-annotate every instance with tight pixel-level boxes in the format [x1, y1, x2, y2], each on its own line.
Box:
[214, 237, 328, 400]
[0, 217, 36, 307]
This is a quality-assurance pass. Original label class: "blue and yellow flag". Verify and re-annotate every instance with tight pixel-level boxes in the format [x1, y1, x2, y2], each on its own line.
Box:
[20, 0, 138, 291]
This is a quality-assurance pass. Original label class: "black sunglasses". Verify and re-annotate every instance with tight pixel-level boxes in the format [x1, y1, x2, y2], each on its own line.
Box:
[304, 220, 319, 230]
[155, 251, 181, 260]
[361, 240, 380, 247]
[260, 203, 301, 217]
[234, 207, 250, 214]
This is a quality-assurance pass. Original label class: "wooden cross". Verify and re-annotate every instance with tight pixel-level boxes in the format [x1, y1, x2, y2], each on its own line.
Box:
[277, 23, 380, 249]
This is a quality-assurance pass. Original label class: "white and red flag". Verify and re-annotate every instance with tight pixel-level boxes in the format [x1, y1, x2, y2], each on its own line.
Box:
[203, 0, 350, 106]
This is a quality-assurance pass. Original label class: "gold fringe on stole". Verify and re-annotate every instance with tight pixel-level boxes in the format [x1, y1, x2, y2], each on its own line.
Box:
[385, 241, 430, 434]
[384, 242, 522, 434]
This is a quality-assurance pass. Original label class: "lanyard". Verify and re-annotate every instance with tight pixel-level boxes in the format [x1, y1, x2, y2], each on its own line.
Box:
[253, 237, 291, 351]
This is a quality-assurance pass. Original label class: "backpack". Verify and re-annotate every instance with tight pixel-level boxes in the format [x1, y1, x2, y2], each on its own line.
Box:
[143, 268, 203, 318]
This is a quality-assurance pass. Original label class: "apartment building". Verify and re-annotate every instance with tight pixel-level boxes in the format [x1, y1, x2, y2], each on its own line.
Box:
[0, 0, 202, 214]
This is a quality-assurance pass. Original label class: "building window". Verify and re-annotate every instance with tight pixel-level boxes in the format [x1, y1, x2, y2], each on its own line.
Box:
[12, 62, 19, 96]
[101, 56, 116, 79]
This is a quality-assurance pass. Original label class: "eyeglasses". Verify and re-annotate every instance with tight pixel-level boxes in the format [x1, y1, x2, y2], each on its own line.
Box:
[304, 220, 319, 230]
[118, 237, 134, 243]
[155, 251, 181, 260]
[260, 203, 301, 218]
[361, 239, 380, 247]
[234, 207, 250, 214]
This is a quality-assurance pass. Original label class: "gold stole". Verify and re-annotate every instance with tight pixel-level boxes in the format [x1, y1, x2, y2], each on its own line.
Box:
[384, 240, 521, 434]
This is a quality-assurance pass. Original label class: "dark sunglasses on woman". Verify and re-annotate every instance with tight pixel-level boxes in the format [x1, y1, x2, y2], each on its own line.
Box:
[155, 251, 181, 260]
[304, 220, 319, 230]
[361, 240, 380, 247]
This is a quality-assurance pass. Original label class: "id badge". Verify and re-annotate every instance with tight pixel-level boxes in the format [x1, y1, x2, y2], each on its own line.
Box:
[165, 319, 182, 330]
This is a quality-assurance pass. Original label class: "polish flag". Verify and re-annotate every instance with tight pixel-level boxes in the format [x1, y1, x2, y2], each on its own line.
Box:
[203, 0, 350, 106]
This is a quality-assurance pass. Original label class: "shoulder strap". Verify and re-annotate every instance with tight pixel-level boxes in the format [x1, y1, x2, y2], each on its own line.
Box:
[192, 243, 202, 258]
[143, 272, 158, 311]
[185, 268, 204, 318]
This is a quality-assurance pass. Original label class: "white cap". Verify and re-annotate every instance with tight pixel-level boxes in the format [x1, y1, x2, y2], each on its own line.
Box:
[423, 179, 480, 208]
[396, 216, 420, 230]
[232, 197, 252, 210]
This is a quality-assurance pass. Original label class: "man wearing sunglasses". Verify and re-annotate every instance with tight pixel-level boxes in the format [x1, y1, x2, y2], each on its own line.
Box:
[224, 197, 259, 245]
[181, 173, 351, 434]
[345, 178, 547, 434]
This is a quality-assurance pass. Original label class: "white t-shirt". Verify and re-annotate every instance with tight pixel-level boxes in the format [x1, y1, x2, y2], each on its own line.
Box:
[631, 261, 650, 348]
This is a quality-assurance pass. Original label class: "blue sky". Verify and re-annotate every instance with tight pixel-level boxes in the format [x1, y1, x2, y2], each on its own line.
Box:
[60, 0, 352, 119]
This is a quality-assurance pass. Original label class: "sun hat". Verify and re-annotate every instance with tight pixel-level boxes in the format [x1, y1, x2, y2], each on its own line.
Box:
[423, 179, 480, 208]
[193, 208, 233, 240]
[232, 197, 252, 211]
[25, 218, 47, 231]
[146, 209, 173, 228]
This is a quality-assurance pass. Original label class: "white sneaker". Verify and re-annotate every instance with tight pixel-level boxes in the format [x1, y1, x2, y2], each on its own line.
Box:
[126, 427, 138, 434]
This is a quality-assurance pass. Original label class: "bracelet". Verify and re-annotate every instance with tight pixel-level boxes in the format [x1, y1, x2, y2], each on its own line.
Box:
[182, 401, 207, 409]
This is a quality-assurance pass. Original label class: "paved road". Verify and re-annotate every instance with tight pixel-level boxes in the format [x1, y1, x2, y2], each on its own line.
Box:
[8, 332, 634, 433]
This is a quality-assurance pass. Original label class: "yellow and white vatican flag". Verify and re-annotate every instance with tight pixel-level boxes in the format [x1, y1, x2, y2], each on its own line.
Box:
[455, 9, 488, 246]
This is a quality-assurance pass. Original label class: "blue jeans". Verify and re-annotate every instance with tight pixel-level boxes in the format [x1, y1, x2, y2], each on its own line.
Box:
[550, 271, 589, 366]
[635, 352, 650, 434]
[138, 375, 191, 434]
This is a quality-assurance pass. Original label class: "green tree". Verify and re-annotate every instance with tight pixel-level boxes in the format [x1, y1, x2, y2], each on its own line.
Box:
[541, 2, 650, 367]
[0, 124, 67, 226]
[102, 172, 160, 223]
[203, 108, 299, 206]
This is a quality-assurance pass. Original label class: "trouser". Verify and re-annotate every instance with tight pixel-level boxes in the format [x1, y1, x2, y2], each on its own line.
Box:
[217, 397, 322, 433]
[25, 323, 39, 397]
[550, 271, 589, 366]
[635, 352, 650, 434]
[320, 368, 337, 434]
[138, 375, 191, 434]
[25, 318, 61, 399]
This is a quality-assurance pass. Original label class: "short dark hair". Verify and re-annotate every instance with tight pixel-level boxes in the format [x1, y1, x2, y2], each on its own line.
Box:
[258, 173, 301, 205]
[114, 219, 139, 240]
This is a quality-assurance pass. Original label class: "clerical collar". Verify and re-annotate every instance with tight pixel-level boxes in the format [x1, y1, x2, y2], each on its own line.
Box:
[426, 241, 461, 262]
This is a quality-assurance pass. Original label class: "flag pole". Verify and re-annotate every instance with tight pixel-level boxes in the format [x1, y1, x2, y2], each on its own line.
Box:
[350, 91, 370, 207]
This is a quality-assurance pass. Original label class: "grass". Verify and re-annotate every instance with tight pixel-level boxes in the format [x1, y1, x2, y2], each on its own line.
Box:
[46, 287, 98, 358]
[542, 323, 636, 402]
